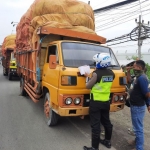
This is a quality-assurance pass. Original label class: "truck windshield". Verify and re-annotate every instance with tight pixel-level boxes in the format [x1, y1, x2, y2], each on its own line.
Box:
[61, 42, 120, 69]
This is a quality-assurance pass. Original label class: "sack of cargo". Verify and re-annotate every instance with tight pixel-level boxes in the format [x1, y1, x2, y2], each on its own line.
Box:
[1, 35, 16, 57]
[16, 0, 95, 50]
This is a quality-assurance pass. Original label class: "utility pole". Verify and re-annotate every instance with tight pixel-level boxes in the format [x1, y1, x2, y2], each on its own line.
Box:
[106, 17, 150, 52]
[135, 15, 150, 59]
[137, 15, 142, 59]
[11, 30, 14, 34]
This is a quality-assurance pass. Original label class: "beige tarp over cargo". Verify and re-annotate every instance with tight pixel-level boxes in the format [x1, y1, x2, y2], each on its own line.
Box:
[2, 35, 16, 57]
[16, 0, 95, 50]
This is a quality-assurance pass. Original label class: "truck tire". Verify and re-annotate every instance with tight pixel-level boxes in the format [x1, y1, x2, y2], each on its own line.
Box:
[3, 72, 6, 76]
[8, 73, 12, 80]
[20, 78, 26, 96]
[44, 92, 59, 126]
[3, 68, 7, 76]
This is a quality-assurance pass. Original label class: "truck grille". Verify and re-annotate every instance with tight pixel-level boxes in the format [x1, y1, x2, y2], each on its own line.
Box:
[83, 94, 113, 107]
[83, 94, 90, 107]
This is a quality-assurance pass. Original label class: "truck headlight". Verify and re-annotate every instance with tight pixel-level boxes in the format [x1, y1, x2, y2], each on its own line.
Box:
[65, 97, 72, 105]
[11, 69, 16, 72]
[114, 95, 119, 102]
[119, 95, 124, 101]
[74, 97, 81, 105]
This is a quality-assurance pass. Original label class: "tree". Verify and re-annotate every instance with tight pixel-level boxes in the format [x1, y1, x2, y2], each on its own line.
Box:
[0, 45, 2, 57]
[145, 63, 150, 80]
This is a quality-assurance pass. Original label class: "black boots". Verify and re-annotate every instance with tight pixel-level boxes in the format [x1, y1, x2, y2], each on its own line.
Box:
[83, 133, 99, 150]
[83, 146, 99, 150]
[100, 139, 111, 148]
[83, 139, 111, 150]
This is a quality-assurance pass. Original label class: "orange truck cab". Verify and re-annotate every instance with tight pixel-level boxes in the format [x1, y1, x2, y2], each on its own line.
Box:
[17, 27, 127, 126]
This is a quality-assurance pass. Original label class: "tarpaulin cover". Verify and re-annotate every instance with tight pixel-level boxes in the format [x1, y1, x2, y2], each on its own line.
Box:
[1, 34, 16, 57]
[16, 0, 95, 50]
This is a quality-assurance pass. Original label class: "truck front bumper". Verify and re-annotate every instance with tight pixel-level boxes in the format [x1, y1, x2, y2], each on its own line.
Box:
[10, 71, 18, 76]
[57, 103, 125, 116]
[110, 103, 125, 112]
[58, 107, 89, 116]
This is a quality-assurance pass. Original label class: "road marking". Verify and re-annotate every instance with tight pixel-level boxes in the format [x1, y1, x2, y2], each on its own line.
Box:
[67, 118, 91, 139]
[68, 118, 116, 150]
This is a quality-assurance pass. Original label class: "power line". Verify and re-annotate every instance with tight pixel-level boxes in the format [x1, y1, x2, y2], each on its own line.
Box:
[96, 8, 139, 25]
[112, 0, 148, 10]
[95, 1, 138, 16]
[106, 28, 150, 42]
[95, 1, 150, 30]
[95, 0, 149, 30]
[95, 9, 150, 16]
[94, 0, 138, 14]
[92, 0, 112, 9]
[94, 0, 147, 18]
[105, 20, 150, 57]
[94, 1, 140, 18]
[107, 29, 150, 43]
[110, 41, 150, 48]
[106, 31, 150, 46]
[95, 2, 149, 23]
[95, 11, 150, 32]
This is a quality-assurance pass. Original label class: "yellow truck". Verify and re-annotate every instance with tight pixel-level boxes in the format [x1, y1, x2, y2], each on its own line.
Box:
[1, 35, 18, 80]
[16, 0, 127, 126]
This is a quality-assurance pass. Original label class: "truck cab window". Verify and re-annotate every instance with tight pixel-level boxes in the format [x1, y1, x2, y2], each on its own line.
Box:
[47, 45, 59, 63]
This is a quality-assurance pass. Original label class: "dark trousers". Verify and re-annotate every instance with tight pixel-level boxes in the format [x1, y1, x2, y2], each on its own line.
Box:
[89, 100, 113, 149]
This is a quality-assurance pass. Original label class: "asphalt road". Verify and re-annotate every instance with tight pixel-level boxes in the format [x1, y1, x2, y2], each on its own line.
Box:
[0, 64, 149, 150]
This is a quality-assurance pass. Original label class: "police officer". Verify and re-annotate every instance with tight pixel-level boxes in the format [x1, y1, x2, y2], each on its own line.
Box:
[83, 53, 115, 150]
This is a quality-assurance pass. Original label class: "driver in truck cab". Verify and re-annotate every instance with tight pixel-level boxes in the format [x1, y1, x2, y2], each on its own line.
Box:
[83, 53, 115, 150]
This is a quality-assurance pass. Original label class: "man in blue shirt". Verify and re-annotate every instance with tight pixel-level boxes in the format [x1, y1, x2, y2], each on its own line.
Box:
[127, 60, 150, 150]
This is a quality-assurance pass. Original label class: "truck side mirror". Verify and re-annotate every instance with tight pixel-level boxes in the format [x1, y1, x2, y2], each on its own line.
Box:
[49, 55, 57, 69]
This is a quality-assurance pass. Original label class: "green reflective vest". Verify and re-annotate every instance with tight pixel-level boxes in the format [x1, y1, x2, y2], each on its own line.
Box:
[90, 76, 113, 102]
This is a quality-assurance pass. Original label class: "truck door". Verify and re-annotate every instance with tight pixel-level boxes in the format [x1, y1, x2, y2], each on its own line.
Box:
[42, 45, 59, 92]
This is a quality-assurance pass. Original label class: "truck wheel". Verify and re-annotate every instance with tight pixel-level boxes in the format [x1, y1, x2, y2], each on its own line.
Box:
[20, 78, 26, 96]
[3, 72, 6, 76]
[3, 68, 6, 76]
[8, 73, 12, 80]
[44, 92, 59, 126]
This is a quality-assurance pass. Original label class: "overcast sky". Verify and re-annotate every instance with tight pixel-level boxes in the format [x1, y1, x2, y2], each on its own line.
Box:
[0, 0, 150, 54]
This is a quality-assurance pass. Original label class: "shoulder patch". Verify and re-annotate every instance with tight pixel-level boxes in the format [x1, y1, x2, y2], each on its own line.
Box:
[102, 76, 113, 82]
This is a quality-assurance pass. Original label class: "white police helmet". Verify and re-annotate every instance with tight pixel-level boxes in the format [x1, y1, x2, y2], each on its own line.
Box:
[93, 53, 111, 69]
